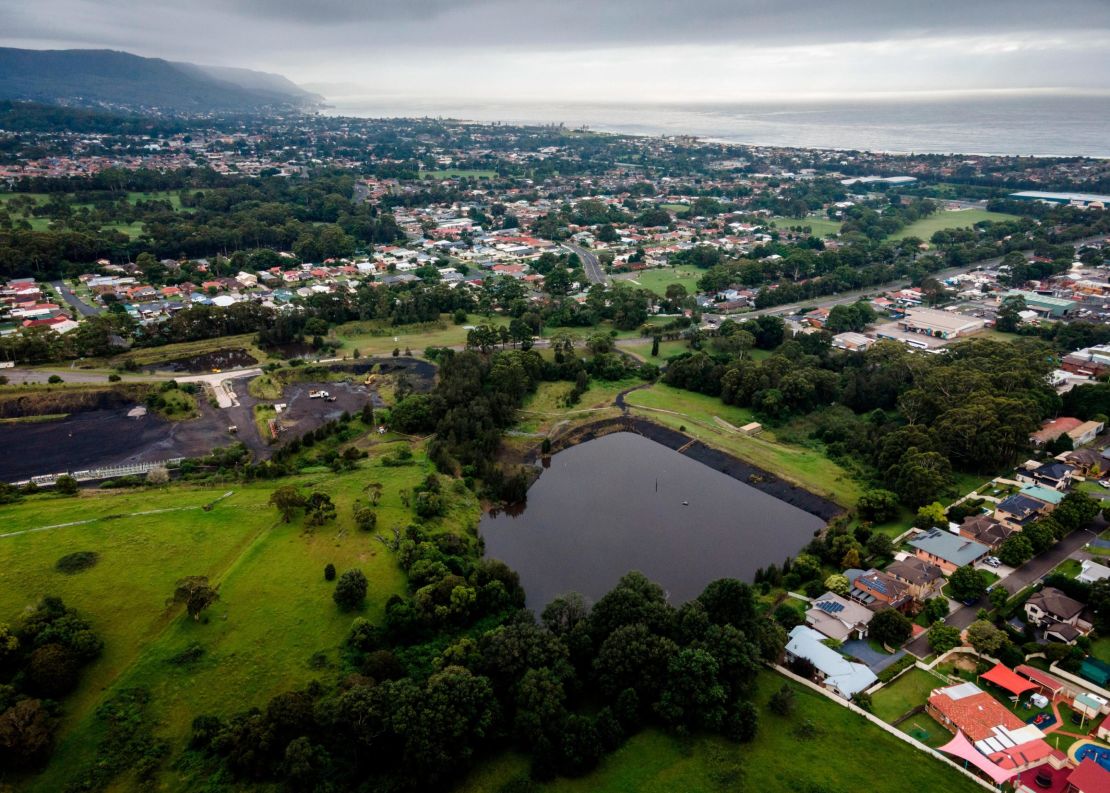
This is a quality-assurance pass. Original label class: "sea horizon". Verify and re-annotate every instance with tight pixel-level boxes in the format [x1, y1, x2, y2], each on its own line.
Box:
[322, 92, 1110, 159]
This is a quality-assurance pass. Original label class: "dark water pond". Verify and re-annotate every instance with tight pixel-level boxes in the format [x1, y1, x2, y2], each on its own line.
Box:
[146, 348, 258, 373]
[480, 432, 825, 610]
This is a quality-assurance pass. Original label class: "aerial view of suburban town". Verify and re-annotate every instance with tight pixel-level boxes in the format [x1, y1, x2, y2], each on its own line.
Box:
[1, 2, 1110, 792]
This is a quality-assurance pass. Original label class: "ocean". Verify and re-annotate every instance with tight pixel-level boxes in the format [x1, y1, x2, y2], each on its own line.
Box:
[325, 93, 1110, 158]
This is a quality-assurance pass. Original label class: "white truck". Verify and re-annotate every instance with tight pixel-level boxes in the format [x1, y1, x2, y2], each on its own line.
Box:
[308, 390, 330, 400]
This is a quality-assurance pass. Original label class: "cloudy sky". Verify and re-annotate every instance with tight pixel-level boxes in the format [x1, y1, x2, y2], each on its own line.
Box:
[3, 0, 1110, 102]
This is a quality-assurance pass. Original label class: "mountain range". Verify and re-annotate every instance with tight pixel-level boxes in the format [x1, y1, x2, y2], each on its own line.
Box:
[0, 48, 324, 114]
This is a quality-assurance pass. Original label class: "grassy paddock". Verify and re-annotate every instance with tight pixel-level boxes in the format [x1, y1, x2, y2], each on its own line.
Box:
[332, 314, 509, 357]
[872, 668, 945, 723]
[772, 216, 843, 237]
[889, 209, 1019, 241]
[2, 451, 478, 791]
[621, 267, 702, 297]
[458, 673, 983, 793]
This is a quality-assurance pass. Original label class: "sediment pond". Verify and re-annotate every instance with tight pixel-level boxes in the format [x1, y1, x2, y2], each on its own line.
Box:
[480, 431, 826, 610]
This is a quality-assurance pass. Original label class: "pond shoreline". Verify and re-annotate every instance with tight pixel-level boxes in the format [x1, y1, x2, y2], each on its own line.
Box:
[536, 416, 844, 522]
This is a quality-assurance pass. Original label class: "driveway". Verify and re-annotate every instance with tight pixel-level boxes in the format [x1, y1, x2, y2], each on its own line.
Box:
[51, 280, 101, 317]
[842, 639, 907, 674]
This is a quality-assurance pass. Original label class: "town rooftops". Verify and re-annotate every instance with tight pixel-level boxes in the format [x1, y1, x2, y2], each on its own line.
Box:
[1031, 416, 1083, 444]
[805, 591, 875, 641]
[1067, 758, 1110, 793]
[909, 528, 989, 567]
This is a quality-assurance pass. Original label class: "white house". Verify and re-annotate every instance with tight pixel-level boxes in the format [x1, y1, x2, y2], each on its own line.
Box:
[784, 625, 877, 700]
[1078, 559, 1110, 585]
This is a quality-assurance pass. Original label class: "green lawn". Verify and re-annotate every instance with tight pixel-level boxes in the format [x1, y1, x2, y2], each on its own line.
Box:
[624, 383, 863, 508]
[621, 267, 702, 297]
[888, 210, 1019, 241]
[1091, 636, 1110, 664]
[872, 669, 945, 723]
[2, 451, 478, 791]
[457, 673, 984, 793]
[660, 203, 691, 215]
[622, 339, 691, 361]
[773, 216, 843, 237]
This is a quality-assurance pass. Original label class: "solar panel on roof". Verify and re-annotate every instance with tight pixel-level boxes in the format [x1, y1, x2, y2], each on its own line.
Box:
[815, 600, 845, 614]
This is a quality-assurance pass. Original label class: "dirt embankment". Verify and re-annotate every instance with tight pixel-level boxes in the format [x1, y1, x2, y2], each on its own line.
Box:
[0, 385, 149, 419]
[541, 416, 844, 522]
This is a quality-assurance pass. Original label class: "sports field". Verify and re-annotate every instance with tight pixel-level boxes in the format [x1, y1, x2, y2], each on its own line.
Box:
[889, 209, 1018, 241]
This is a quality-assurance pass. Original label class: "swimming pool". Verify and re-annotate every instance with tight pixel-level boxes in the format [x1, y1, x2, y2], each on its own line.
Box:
[1073, 741, 1110, 772]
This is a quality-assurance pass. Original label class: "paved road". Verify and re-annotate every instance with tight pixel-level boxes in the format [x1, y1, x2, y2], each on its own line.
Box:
[51, 280, 101, 317]
[904, 518, 1105, 657]
[563, 242, 610, 286]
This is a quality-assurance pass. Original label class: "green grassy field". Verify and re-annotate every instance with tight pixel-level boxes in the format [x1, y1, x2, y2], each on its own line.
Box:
[872, 668, 944, 723]
[332, 314, 510, 357]
[889, 209, 1018, 241]
[624, 383, 862, 507]
[2, 451, 477, 791]
[621, 268, 702, 297]
[622, 339, 692, 361]
[458, 673, 983, 793]
[660, 203, 691, 215]
[773, 216, 843, 237]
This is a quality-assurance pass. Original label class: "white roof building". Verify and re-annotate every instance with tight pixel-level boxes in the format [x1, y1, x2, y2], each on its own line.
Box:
[785, 625, 877, 699]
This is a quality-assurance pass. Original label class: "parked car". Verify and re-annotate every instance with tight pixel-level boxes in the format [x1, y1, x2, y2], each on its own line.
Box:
[1099, 480, 1110, 489]
[985, 556, 1002, 568]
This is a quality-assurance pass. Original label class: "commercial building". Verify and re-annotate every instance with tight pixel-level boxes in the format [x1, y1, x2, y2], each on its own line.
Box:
[1004, 290, 1077, 319]
[886, 307, 986, 341]
[1008, 190, 1110, 209]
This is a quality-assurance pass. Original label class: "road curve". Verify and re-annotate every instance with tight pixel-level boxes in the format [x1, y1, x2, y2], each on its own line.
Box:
[562, 242, 610, 286]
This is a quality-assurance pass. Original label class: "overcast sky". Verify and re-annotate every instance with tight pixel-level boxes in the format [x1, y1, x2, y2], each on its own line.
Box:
[3, 0, 1110, 102]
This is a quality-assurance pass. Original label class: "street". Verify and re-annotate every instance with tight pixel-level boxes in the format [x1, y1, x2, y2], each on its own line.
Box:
[51, 280, 101, 317]
[562, 242, 610, 286]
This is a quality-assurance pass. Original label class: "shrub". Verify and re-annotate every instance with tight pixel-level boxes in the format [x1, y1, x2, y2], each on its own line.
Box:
[324, 563, 336, 581]
[769, 683, 795, 716]
[47, 374, 63, 384]
[54, 475, 79, 496]
[55, 551, 99, 574]
[333, 570, 368, 611]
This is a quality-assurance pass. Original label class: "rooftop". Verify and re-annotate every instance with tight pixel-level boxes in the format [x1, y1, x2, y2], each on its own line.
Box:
[909, 528, 989, 567]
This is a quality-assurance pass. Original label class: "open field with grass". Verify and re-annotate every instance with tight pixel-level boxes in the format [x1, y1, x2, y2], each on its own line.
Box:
[624, 383, 863, 507]
[889, 209, 1019, 241]
[332, 314, 510, 357]
[458, 673, 984, 793]
[660, 202, 691, 215]
[2, 448, 478, 791]
[622, 338, 692, 361]
[773, 216, 843, 237]
[620, 267, 702, 297]
[513, 378, 638, 436]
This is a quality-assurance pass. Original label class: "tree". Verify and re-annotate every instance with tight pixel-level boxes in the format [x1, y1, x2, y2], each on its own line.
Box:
[768, 683, 795, 716]
[354, 507, 377, 532]
[655, 648, 727, 730]
[304, 492, 336, 526]
[27, 644, 78, 697]
[870, 609, 912, 648]
[0, 699, 55, 768]
[995, 295, 1027, 333]
[333, 569, 368, 611]
[928, 622, 962, 654]
[824, 574, 849, 596]
[269, 485, 306, 522]
[914, 502, 947, 529]
[856, 489, 900, 523]
[922, 597, 950, 624]
[948, 566, 987, 603]
[889, 449, 953, 507]
[324, 563, 336, 581]
[866, 533, 895, 560]
[989, 584, 1009, 612]
[172, 576, 219, 620]
[965, 620, 1005, 655]
[53, 475, 78, 496]
[998, 534, 1034, 568]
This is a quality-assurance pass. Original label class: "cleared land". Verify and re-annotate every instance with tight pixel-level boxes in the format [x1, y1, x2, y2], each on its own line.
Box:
[1, 449, 478, 791]
[773, 216, 843, 237]
[458, 673, 984, 793]
[332, 314, 510, 357]
[889, 209, 1018, 241]
[621, 267, 702, 297]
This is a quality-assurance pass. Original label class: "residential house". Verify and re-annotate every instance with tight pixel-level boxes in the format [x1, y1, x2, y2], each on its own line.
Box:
[1025, 587, 1091, 644]
[848, 569, 913, 612]
[886, 557, 946, 602]
[1018, 485, 1064, 510]
[784, 626, 877, 699]
[909, 528, 989, 574]
[959, 514, 1014, 551]
[804, 592, 875, 641]
[1077, 559, 1110, 585]
[928, 682, 1052, 773]
[1060, 448, 1105, 477]
[1063, 758, 1110, 793]
[995, 494, 1050, 531]
[1015, 462, 1075, 491]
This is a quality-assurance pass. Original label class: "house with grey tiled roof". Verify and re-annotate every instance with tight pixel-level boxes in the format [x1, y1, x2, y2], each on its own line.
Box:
[909, 528, 989, 574]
